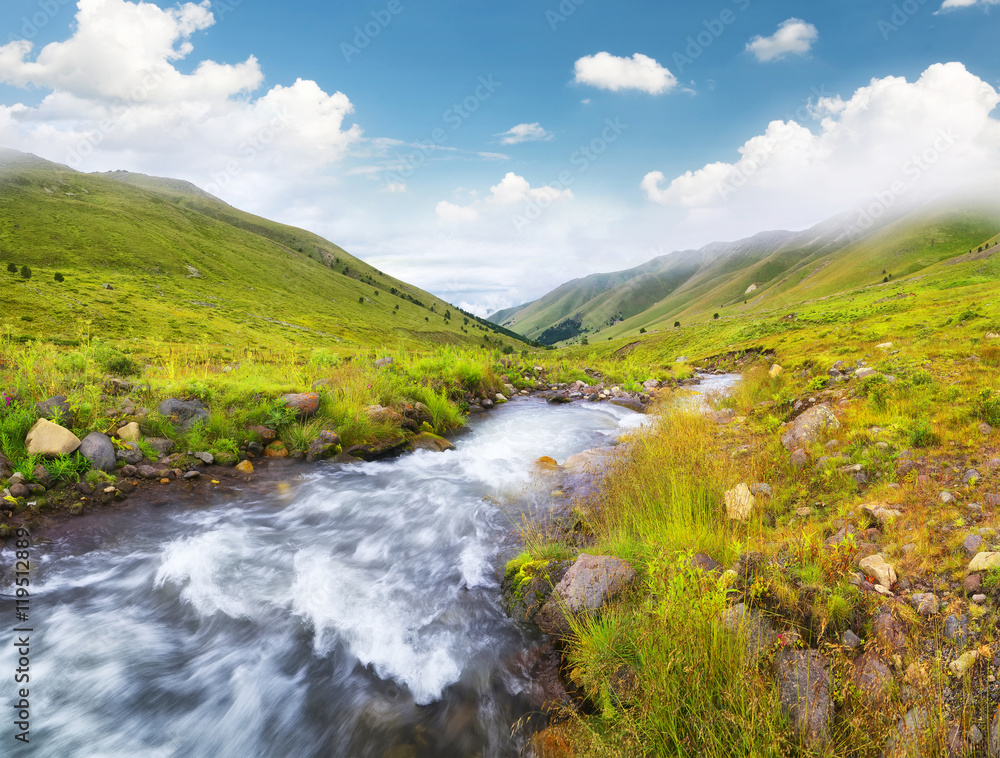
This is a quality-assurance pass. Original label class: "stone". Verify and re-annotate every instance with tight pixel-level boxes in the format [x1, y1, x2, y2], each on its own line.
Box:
[720, 603, 777, 661]
[374, 357, 394, 369]
[724, 483, 756, 521]
[280, 392, 320, 419]
[944, 613, 972, 644]
[781, 404, 840, 451]
[247, 426, 277, 444]
[859, 554, 897, 588]
[501, 558, 572, 625]
[769, 364, 783, 378]
[852, 649, 892, 700]
[969, 552, 1000, 572]
[855, 367, 877, 379]
[910, 593, 939, 616]
[791, 448, 809, 469]
[774, 650, 832, 748]
[31, 464, 52, 489]
[306, 430, 343, 462]
[963, 534, 984, 556]
[940, 491, 955, 504]
[535, 554, 637, 637]
[0, 449, 12, 481]
[34, 395, 75, 427]
[872, 606, 908, 651]
[146, 438, 175, 456]
[116, 443, 144, 465]
[183, 471, 200, 480]
[861, 503, 903, 527]
[843, 629, 862, 650]
[690, 553, 722, 575]
[711, 408, 736, 425]
[896, 460, 920, 477]
[116, 422, 140, 443]
[194, 452, 214, 465]
[120, 465, 137, 478]
[963, 469, 981, 486]
[342, 438, 409, 461]
[981, 423, 994, 435]
[26, 418, 81, 458]
[964, 574, 982, 595]
[367, 404, 408, 429]
[973, 594, 987, 605]
[9, 483, 29, 499]
[609, 397, 645, 413]
[949, 650, 979, 677]
[137, 465, 160, 479]
[235, 460, 254, 475]
[158, 398, 209, 431]
[750, 482, 772, 497]
[885, 708, 938, 758]
[408, 432, 455, 454]
[876, 342, 893, 350]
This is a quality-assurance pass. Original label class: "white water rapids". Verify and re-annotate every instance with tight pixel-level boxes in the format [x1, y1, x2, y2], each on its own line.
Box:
[2, 397, 658, 758]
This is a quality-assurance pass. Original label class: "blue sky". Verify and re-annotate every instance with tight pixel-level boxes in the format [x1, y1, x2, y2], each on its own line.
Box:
[1, 0, 998, 312]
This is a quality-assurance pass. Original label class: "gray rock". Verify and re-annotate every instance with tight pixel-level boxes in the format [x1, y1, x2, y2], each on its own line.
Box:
[944, 613, 972, 645]
[910, 593, 939, 616]
[964, 469, 981, 486]
[137, 465, 159, 480]
[115, 443, 144, 465]
[886, 708, 939, 758]
[774, 650, 833, 748]
[940, 491, 955, 504]
[158, 398, 210, 431]
[146, 438, 175, 456]
[843, 629, 862, 649]
[501, 558, 572, 625]
[609, 397, 645, 413]
[120, 465, 138, 478]
[872, 605, 908, 651]
[34, 395, 75, 427]
[721, 603, 777, 662]
[31, 464, 52, 490]
[306, 430, 342, 463]
[750, 482, 772, 497]
[536, 554, 637, 637]
[791, 448, 809, 469]
[183, 471, 200, 480]
[855, 367, 877, 379]
[781, 404, 840, 451]
[375, 357, 394, 369]
[80, 432, 116, 473]
[194, 452, 214, 465]
[964, 534, 984, 556]
[964, 574, 982, 595]
[9, 483, 29, 499]
[852, 648, 892, 701]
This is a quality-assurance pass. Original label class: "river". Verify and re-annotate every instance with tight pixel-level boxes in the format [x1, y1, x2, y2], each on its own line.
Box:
[2, 397, 657, 758]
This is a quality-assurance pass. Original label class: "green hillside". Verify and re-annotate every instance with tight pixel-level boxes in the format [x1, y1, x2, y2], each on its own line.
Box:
[492, 200, 1000, 345]
[0, 149, 525, 353]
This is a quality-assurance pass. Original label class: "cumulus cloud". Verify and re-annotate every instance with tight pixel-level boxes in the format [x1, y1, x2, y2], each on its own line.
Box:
[495, 122, 552, 145]
[573, 52, 677, 95]
[940, 0, 1000, 7]
[746, 19, 818, 62]
[487, 172, 573, 206]
[0, 0, 361, 195]
[641, 62, 1000, 228]
[435, 200, 479, 224]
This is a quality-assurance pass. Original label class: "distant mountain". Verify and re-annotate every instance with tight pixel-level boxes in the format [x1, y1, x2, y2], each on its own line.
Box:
[0, 148, 524, 349]
[491, 200, 1000, 344]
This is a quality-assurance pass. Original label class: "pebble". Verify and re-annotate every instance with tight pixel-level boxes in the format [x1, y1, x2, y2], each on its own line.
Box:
[940, 491, 955, 504]
[183, 471, 200, 480]
[972, 594, 987, 605]
[843, 630, 861, 649]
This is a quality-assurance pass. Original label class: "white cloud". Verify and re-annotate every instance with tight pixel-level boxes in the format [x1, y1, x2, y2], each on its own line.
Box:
[573, 52, 677, 95]
[746, 19, 818, 62]
[495, 122, 552, 145]
[487, 172, 573, 206]
[0, 0, 362, 187]
[642, 62, 1000, 226]
[435, 200, 479, 224]
[940, 0, 1000, 7]
[382, 181, 406, 193]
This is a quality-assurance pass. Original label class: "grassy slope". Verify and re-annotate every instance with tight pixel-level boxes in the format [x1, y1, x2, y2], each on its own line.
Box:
[0, 149, 521, 354]
[495, 200, 1000, 346]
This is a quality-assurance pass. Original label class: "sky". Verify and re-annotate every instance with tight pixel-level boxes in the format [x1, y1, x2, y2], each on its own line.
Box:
[1, 0, 999, 315]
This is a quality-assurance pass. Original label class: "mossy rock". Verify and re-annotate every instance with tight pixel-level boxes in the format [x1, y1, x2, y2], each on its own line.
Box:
[0, 524, 12, 539]
[501, 553, 572, 624]
[213, 451, 238, 467]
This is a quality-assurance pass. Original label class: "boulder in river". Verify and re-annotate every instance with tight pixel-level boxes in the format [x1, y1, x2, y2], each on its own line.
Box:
[535, 553, 636, 638]
[306, 430, 342, 462]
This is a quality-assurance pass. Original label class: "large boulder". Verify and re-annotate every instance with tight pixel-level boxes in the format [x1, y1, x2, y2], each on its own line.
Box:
[968, 552, 1000, 572]
[158, 398, 209, 430]
[280, 392, 320, 419]
[26, 418, 81, 458]
[781, 404, 840, 451]
[774, 650, 833, 749]
[409, 433, 455, 453]
[535, 553, 636, 637]
[79, 432, 116, 473]
[305, 430, 342, 463]
[724, 483, 756, 521]
[501, 558, 573, 624]
[34, 395, 75, 427]
[342, 437, 409, 461]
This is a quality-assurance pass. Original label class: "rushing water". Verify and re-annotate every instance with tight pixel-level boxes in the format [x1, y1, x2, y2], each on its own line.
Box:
[1, 398, 648, 758]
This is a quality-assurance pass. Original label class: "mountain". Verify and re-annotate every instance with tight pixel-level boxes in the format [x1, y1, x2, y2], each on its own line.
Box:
[0, 148, 524, 350]
[491, 199, 1000, 345]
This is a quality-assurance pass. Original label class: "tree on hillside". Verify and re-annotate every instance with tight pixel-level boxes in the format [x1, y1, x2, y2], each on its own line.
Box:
[713, 313, 719, 320]
[20, 265, 31, 280]
[674, 321, 680, 328]
[54, 272, 64, 282]
[6, 262, 16, 273]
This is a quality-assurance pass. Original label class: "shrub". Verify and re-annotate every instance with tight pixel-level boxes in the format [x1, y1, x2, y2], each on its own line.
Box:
[673, 321, 680, 328]
[54, 273, 64, 282]
[909, 418, 938, 448]
[19, 265, 31, 279]
[7, 262, 16, 273]
[976, 389, 1000, 426]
